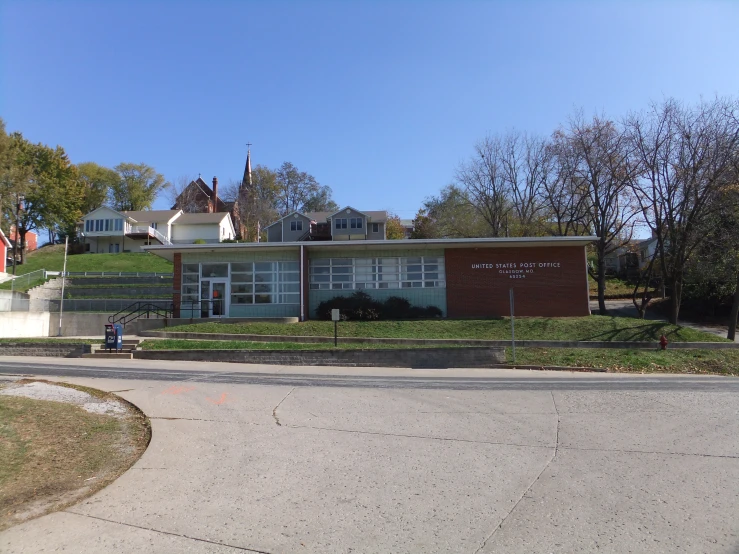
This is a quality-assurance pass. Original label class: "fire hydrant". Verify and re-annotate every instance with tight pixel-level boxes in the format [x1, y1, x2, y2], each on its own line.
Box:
[659, 335, 668, 350]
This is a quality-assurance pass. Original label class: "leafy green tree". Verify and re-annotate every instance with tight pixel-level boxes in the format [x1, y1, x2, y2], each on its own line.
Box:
[275, 162, 336, 216]
[110, 163, 169, 211]
[77, 162, 119, 213]
[302, 185, 339, 213]
[385, 214, 406, 239]
[410, 208, 439, 239]
[2, 133, 83, 262]
[419, 185, 491, 238]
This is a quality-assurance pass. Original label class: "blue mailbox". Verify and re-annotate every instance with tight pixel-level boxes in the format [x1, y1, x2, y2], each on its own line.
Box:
[104, 323, 123, 352]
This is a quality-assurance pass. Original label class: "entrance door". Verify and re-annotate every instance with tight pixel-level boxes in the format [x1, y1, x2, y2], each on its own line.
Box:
[201, 279, 229, 318]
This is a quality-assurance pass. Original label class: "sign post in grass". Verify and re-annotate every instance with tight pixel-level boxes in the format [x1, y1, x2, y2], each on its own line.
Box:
[332, 309, 340, 347]
[509, 288, 516, 364]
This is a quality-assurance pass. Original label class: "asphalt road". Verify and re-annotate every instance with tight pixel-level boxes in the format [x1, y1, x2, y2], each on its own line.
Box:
[1, 357, 738, 553]
[0, 359, 738, 391]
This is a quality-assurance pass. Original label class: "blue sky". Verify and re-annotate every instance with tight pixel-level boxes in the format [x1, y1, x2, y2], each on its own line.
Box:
[2, 1, 738, 219]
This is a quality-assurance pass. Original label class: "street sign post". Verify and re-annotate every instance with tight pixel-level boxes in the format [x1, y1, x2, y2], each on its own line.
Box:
[331, 309, 340, 347]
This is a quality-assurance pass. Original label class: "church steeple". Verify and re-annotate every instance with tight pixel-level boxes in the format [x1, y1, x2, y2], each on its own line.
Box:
[241, 143, 252, 190]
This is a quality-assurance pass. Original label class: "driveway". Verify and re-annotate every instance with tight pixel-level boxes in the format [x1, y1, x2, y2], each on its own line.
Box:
[1, 357, 738, 553]
[591, 299, 738, 342]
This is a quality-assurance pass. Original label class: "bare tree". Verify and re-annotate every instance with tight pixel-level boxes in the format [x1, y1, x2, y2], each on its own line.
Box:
[499, 132, 551, 236]
[456, 135, 513, 237]
[626, 97, 739, 324]
[543, 131, 591, 237]
[554, 114, 642, 315]
[168, 175, 203, 212]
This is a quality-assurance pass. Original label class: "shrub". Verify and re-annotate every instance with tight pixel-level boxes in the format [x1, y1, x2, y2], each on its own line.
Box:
[316, 292, 442, 321]
[193, 239, 207, 244]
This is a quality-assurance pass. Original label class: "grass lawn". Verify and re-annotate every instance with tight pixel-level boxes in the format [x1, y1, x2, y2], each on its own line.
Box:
[139, 339, 465, 350]
[165, 315, 727, 343]
[588, 276, 647, 297]
[510, 347, 739, 376]
[0, 382, 149, 530]
[1, 245, 172, 290]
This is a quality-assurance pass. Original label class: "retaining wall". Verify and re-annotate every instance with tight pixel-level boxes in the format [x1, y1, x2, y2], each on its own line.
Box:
[133, 347, 505, 368]
[0, 342, 90, 357]
[138, 331, 739, 349]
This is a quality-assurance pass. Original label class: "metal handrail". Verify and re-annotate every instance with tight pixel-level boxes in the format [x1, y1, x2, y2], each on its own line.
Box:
[10, 269, 49, 292]
[108, 301, 174, 325]
[128, 225, 172, 245]
[180, 298, 226, 317]
[65, 271, 173, 277]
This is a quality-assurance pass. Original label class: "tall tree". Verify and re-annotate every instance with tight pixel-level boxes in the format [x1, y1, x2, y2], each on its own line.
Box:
[555, 114, 641, 315]
[2, 133, 82, 261]
[421, 185, 491, 238]
[275, 162, 320, 215]
[274, 162, 337, 216]
[223, 165, 280, 242]
[110, 163, 169, 211]
[77, 162, 119, 214]
[499, 131, 552, 236]
[626, 97, 739, 324]
[456, 136, 513, 237]
[301, 185, 339, 213]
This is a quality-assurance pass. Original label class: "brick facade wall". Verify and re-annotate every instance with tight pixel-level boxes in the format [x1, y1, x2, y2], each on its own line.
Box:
[445, 246, 590, 317]
[173, 252, 182, 318]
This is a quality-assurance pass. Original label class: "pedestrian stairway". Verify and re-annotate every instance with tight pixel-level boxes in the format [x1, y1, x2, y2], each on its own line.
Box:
[83, 338, 141, 360]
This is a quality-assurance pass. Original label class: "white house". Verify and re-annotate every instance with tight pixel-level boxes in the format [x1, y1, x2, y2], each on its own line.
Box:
[170, 212, 236, 244]
[79, 207, 236, 253]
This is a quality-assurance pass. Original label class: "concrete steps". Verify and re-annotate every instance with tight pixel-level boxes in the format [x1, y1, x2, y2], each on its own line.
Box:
[89, 339, 141, 357]
[82, 352, 133, 359]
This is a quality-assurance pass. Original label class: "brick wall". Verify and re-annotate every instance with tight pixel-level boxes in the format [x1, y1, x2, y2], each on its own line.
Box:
[173, 252, 182, 318]
[445, 246, 590, 317]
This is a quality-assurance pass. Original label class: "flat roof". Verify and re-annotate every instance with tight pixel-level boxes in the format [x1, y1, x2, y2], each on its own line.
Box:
[143, 236, 598, 262]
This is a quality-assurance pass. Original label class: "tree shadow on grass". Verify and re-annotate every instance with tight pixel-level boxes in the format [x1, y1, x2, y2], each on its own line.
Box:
[582, 321, 682, 342]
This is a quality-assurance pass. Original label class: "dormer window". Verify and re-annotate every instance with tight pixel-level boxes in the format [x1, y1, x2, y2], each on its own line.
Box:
[350, 218, 363, 229]
[335, 218, 347, 229]
[291, 220, 303, 231]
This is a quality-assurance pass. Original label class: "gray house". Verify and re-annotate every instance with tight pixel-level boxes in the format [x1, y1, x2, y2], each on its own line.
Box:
[265, 207, 388, 242]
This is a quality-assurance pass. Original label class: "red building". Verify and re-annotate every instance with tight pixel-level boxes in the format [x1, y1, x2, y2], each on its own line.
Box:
[8, 226, 38, 252]
[0, 229, 10, 273]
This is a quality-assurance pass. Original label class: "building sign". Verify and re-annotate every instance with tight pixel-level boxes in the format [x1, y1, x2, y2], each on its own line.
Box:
[471, 261, 561, 279]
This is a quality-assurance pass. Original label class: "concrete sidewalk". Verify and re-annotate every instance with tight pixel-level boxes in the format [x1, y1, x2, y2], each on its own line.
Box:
[1, 358, 738, 553]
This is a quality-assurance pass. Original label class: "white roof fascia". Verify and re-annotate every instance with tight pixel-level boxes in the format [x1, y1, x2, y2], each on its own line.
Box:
[167, 210, 184, 225]
[0, 228, 11, 248]
[264, 211, 309, 229]
[82, 206, 126, 220]
[327, 206, 369, 220]
[142, 236, 599, 261]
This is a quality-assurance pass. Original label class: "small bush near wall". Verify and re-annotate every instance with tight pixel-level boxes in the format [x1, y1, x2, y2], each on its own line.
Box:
[193, 239, 206, 244]
[316, 291, 443, 321]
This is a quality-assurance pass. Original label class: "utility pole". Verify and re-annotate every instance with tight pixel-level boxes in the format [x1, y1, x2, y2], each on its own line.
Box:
[12, 194, 24, 275]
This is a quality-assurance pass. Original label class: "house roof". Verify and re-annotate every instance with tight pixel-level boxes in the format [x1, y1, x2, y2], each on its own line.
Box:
[175, 212, 232, 225]
[123, 210, 182, 223]
[0, 228, 11, 248]
[305, 210, 388, 223]
[264, 211, 310, 229]
[171, 177, 231, 212]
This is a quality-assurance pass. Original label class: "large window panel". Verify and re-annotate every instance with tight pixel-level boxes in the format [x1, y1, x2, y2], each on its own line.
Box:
[309, 256, 445, 290]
